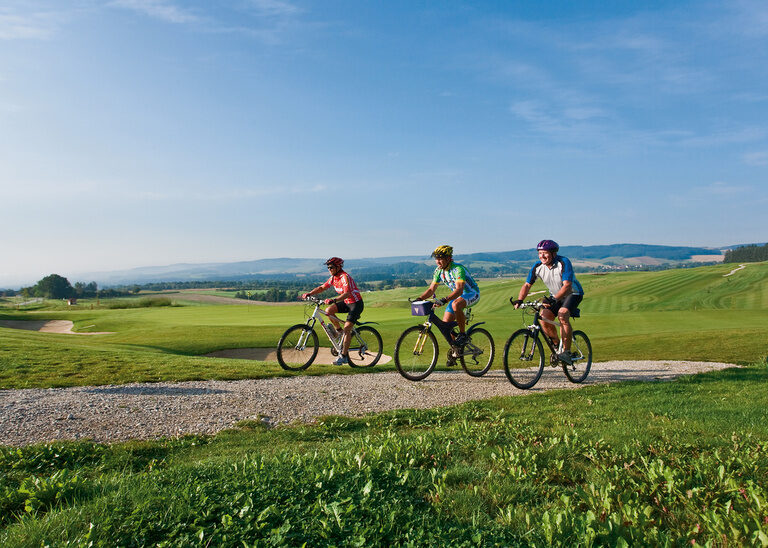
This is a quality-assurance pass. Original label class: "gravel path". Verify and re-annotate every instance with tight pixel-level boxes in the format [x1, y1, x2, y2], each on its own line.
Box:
[0, 361, 736, 446]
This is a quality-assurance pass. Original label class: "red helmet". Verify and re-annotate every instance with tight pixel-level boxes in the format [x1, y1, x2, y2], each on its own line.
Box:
[324, 257, 344, 268]
[536, 239, 559, 252]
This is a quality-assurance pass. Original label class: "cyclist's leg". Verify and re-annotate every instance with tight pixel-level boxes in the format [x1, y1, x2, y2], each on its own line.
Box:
[341, 301, 364, 356]
[557, 309, 572, 350]
[446, 291, 479, 334]
[441, 306, 457, 330]
[326, 303, 343, 331]
[540, 307, 559, 346]
[558, 295, 582, 351]
[446, 297, 467, 333]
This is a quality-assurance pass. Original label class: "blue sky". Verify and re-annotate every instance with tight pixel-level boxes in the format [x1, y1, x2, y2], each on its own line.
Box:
[1, 0, 767, 286]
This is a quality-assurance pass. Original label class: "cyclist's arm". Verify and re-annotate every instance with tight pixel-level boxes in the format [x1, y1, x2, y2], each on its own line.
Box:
[552, 280, 572, 301]
[515, 282, 532, 308]
[303, 281, 331, 298]
[418, 282, 439, 301]
[331, 290, 351, 303]
[303, 286, 324, 297]
[444, 279, 465, 302]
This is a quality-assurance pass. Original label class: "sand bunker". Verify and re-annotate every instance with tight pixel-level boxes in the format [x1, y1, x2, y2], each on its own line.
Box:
[0, 320, 113, 335]
[206, 347, 392, 366]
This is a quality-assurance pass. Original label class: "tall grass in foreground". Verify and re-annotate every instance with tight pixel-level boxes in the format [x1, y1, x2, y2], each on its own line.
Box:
[2, 365, 767, 546]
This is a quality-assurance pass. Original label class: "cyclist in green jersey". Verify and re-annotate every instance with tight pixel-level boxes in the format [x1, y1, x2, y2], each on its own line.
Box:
[417, 245, 480, 347]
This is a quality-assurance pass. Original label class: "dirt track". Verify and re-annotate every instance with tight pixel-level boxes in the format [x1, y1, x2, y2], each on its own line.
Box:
[0, 320, 112, 335]
[0, 361, 737, 446]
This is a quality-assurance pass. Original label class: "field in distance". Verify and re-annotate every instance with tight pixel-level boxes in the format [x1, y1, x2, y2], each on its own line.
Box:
[1, 261, 767, 389]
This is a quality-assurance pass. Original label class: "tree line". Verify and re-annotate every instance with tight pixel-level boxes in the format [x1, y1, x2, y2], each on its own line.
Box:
[723, 244, 768, 263]
[17, 275, 134, 299]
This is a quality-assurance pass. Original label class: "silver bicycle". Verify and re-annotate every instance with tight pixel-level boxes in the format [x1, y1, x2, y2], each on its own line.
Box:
[276, 296, 383, 370]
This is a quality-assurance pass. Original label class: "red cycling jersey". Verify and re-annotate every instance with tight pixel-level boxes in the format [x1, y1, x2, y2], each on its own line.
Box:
[321, 271, 362, 304]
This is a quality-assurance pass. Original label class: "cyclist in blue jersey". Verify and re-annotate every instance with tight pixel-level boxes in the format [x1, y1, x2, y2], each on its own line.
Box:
[417, 245, 480, 349]
[514, 239, 584, 364]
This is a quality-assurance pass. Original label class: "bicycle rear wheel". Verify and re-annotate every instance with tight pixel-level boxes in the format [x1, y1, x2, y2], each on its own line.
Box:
[348, 326, 383, 368]
[503, 329, 545, 389]
[562, 330, 592, 383]
[276, 324, 318, 371]
[394, 326, 438, 381]
[459, 327, 494, 377]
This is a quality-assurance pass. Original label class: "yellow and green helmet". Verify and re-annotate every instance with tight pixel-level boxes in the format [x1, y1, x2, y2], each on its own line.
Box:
[431, 245, 453, 259]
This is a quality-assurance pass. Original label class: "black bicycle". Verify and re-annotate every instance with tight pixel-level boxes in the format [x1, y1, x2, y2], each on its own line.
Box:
[394, 299, 494, 381]
[502, 299, 592, 389]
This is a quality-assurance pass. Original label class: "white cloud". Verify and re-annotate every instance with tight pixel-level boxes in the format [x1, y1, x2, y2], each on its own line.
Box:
[696, 181, 750, 196]
[107, 0, 201, 25]
[742, 150, 768, 166]
[677, 128, 765, 147]
[0, 8, 59, 40]
[722, 0, 768, 38]
[0, 179, 329, 202]
[245, 0, 301, 18]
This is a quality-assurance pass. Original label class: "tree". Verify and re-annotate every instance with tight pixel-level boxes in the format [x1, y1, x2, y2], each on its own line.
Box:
[34, 274, 74, 299]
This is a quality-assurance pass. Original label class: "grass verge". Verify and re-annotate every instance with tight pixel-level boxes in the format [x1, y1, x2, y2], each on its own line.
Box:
[1, 364, 767, 546]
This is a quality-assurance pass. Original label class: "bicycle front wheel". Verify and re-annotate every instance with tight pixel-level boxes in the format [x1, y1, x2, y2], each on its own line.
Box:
[348, 326, 383, 368]
[460, 327, 494, 377]
[276, 324, 319, 371]
[562, 330, 592, 383]
[503, 329, 545, 389]
[394, 326, 438, 381]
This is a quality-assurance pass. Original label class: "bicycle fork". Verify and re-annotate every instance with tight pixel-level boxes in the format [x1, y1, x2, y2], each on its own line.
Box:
[410, 324, 432, 355]
[518, 328, 540, 361]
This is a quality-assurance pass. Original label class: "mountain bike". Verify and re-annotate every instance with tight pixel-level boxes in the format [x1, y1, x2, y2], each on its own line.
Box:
[394, 299, 494, 381]
[276, 296, 383, 371]
[502, 298, 592, 389]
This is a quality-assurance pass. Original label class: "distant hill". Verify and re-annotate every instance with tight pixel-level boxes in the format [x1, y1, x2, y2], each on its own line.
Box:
[67, 243, 728, 286]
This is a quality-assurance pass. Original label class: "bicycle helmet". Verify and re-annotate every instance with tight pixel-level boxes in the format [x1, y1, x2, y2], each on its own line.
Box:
[431, 245, 453, 258]
[536, 240, 559, 253]
[324, 257, 344, 268]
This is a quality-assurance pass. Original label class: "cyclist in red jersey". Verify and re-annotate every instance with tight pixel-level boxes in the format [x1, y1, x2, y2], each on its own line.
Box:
[301, 257, 364, 365]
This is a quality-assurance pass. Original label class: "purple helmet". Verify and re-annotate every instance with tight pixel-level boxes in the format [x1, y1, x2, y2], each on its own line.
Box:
[536, 239, 559, 252]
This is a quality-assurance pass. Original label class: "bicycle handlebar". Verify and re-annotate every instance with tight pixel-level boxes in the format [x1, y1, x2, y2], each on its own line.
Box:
[510, 299, 545, 309]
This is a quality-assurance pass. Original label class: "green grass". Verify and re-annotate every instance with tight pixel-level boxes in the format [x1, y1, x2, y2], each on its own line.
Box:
[2, 262, 768, 389]
[2, 263, 768, 544]
[1, 364, 767, 546]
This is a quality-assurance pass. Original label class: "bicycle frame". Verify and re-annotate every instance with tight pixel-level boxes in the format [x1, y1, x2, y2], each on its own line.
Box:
[300, 297, 374, 354]
[518, 303, 574, 365]
[418, 302, 485, 348]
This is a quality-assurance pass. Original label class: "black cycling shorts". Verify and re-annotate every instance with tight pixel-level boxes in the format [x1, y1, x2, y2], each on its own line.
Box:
[552, 294, 582, 316]
[336, 300, 364, 324]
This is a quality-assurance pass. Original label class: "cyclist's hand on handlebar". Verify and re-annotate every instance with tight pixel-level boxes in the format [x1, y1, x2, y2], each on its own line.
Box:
[433, 297, 447, 308]
[300, 293, 309, 300]
[510, 297, 523, 309]
[323, 298, 334, 305]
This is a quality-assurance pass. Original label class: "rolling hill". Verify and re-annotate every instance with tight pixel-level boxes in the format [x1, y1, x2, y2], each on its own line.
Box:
[67, 243, 728, 286]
